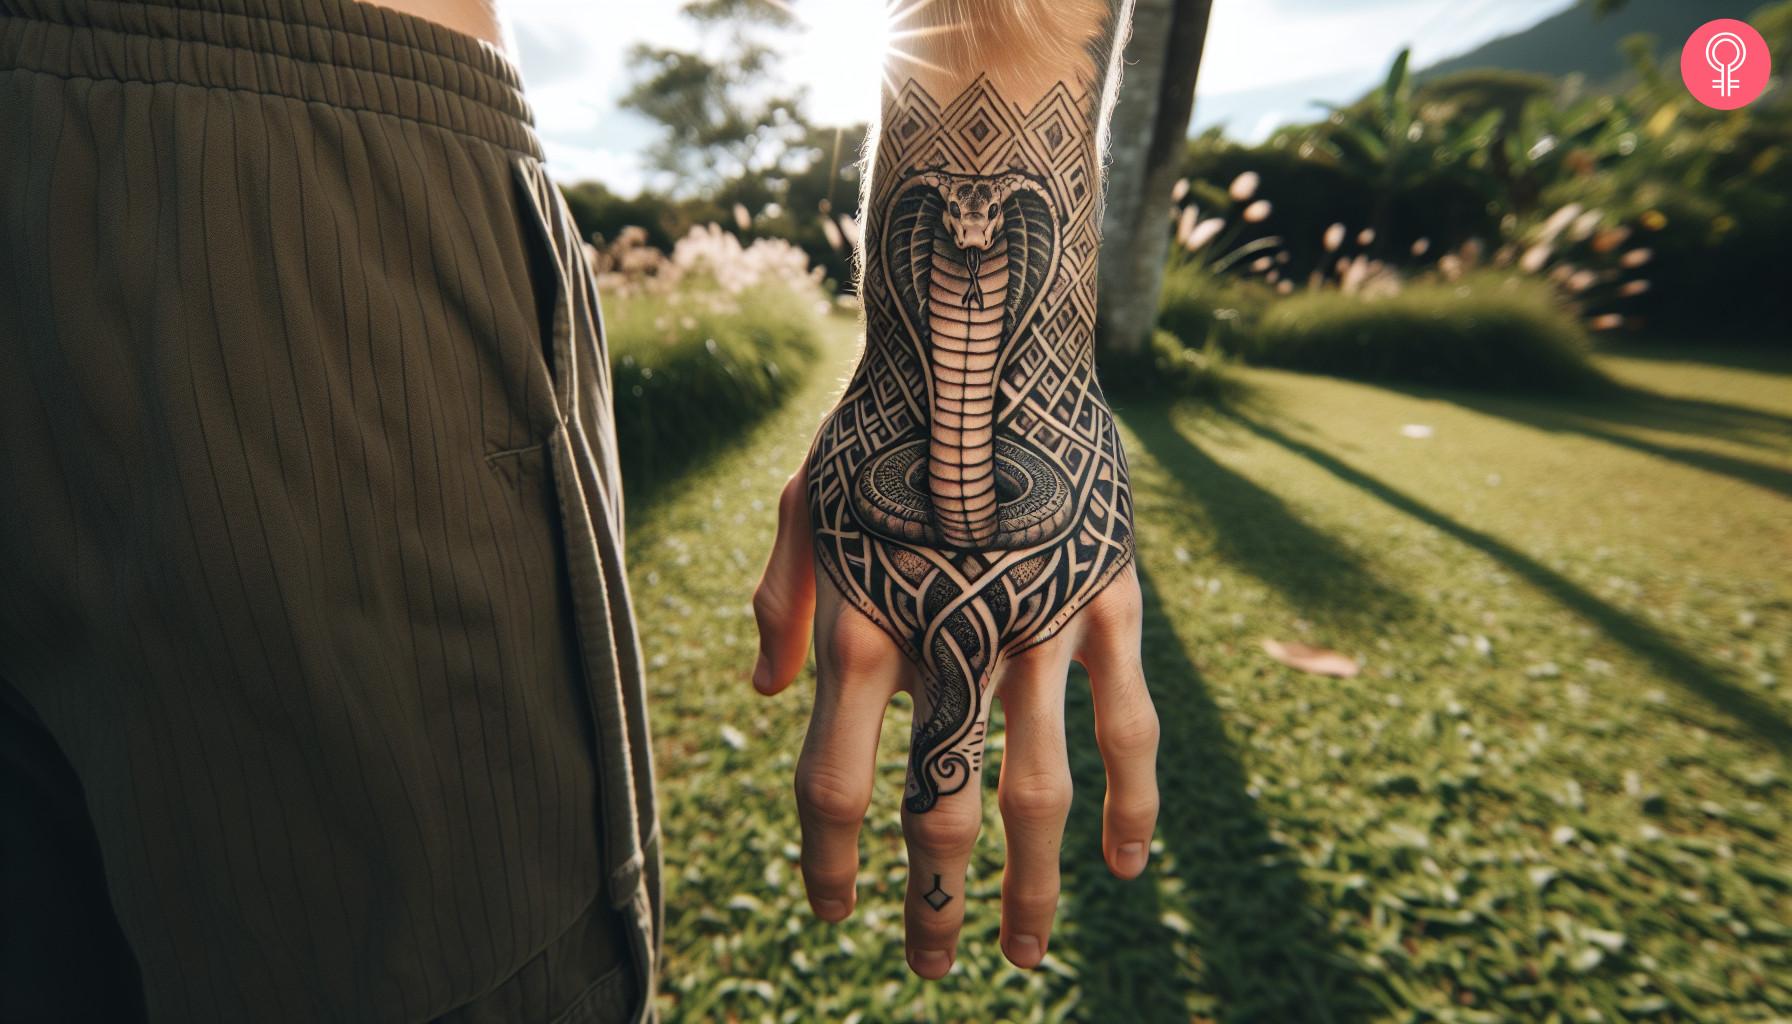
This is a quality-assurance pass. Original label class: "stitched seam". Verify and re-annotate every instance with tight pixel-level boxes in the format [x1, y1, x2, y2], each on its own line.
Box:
[0, 63, 540, 157]
[18, 0, 518, 87]
[483, 442, 545, 465]
[0, 12, 530, 121]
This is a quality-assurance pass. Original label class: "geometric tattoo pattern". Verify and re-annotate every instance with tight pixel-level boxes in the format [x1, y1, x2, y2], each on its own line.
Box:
[807, 76, 1135, 815]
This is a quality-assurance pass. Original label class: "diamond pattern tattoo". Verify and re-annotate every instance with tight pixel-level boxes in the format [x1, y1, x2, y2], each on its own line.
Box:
[807, 76, 1134, 816]
[923, 874, 953, 911]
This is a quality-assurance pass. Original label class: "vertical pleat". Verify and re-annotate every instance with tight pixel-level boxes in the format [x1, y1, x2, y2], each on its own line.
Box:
[0, 0, 650, 1013]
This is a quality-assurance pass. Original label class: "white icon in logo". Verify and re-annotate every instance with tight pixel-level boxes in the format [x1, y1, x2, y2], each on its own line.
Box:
[1707, 31, 1748, 97]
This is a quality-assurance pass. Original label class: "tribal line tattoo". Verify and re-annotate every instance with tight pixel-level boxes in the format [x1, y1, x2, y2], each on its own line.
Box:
[807, 76, 1135, 815]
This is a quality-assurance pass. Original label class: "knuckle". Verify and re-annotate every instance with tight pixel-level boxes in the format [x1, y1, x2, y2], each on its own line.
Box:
[998, 773, 1073, 824]
[752, 583, 787, 629]
[905, 805, 982, 853]
[1097, 704, 1161, 754]
[802, 858, 859, 893]
[794, 765, 871, 827]
[1001, 885, 1061, 920]
[828, 615, 888, 676]
[1109, 788, 1161, 831]
[779, 471, 809, 517]
[1093, 575, 1144, 632]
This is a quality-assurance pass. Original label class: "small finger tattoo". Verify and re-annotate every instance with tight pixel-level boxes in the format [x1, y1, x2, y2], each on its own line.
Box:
[923, 874, 953, 912]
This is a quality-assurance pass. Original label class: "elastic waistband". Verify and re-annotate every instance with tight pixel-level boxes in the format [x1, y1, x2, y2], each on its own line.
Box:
[0, 0, 540, 157]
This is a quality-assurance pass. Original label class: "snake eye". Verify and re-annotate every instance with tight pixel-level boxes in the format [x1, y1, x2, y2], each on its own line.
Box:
[948, 201, 960, 217]
[988, 204, 999, 218]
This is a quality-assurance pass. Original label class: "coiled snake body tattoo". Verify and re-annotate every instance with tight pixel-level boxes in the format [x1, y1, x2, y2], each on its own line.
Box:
[808, 77, 1134, 813]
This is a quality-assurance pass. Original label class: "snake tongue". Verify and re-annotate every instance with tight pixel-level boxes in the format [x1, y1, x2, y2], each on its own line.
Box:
[962, 247, 983, 310]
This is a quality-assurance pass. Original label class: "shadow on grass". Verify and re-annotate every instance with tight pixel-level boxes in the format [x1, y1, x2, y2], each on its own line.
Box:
[1399, 386, 1792, 499]
[1226, 411, 1792, 757]
[1601, 340, 1792, 380]
[1059, 567, 1381, 1022]
[1121, 399, 1420, 633]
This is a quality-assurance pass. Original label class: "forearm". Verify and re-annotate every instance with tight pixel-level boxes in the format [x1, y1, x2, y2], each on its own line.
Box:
[860, 1, 1129, 386]
[807, 0, 1137, 815]
[846, 0, 1130, 554]
[757, 2, 1156, 976]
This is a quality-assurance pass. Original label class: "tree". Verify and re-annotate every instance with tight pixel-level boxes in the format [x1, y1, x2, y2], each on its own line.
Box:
[1312, 50, 1505, 244]
[1097, 0, 1214, 358]
[621, 0, 808, 196]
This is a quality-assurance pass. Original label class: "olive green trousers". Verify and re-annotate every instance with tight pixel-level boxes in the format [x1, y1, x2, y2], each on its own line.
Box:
[0, 0, 660, 1018]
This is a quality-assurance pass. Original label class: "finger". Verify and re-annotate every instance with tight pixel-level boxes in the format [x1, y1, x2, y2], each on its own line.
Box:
[751, 468, 817, 695]
[994, 642, 1074, 970]
[1078, 567, 1159, 880]
[795, 587, 905, 922]
[900, 630, 997, 980]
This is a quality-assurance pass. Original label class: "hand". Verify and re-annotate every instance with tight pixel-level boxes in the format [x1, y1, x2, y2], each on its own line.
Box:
[750, 50, 1155, 978]
[751, 454, 1157, 978]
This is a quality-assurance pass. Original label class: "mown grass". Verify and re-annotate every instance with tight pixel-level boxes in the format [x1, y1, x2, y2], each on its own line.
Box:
[628, 317, 1792, 1023]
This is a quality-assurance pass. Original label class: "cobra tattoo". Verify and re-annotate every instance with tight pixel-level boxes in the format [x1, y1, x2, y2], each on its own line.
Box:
[806, 75, 1135, 816]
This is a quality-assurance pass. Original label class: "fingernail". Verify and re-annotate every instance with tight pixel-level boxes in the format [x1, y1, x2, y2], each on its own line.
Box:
[813, 897, 847, 921]
[1118, 841, 1147, 875]
[910, 949, 951, 976]
[752, 653, 771, 692]
[1007, 934, 1042, 965]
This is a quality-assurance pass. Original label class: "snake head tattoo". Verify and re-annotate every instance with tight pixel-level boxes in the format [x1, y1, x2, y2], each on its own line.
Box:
[807, 76, 1135, 814]
[923, 172, 1054, 258]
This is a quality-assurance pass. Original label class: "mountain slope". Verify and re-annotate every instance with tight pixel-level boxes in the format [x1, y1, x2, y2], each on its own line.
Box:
[1420, 0, 1762, 84]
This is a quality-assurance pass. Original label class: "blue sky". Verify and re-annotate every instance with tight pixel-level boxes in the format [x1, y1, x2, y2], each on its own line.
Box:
[508, 0, 1576, 193]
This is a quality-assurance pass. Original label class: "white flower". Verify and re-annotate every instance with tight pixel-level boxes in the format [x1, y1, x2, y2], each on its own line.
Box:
[1228, 171, 1260, 202]
[1185, 217, 1226, 252]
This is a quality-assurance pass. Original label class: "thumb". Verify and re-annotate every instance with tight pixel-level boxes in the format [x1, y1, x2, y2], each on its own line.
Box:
[751, 467, 817, 695]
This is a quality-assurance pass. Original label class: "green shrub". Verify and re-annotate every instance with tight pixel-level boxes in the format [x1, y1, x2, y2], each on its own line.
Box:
[1250, 274, 1609, 392]
[1157, 262, 1269, 354]
[607, 279, 824, 489]
[1102, 329, 1243, 402]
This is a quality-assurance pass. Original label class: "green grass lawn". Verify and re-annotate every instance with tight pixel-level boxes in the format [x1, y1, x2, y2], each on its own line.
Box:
[628, 318, 1792, 1023]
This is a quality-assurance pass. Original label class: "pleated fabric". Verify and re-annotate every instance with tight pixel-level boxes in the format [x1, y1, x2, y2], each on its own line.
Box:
[0, 0, 659, 1019]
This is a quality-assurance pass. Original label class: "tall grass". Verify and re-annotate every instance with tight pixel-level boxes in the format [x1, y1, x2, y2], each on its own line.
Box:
[1251, 272, 1608, 392]
[602, 226, 830, 489]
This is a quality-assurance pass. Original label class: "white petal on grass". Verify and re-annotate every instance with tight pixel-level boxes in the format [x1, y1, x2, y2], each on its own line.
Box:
[1585, 928, 1627, 952]
[720, 724, 747, 751]
[1400, 423, 1434, 439]
[1261, 638, 1360, 678]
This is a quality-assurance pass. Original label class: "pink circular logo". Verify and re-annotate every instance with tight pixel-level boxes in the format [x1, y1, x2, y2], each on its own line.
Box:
[1681, 19, 1771, 110]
